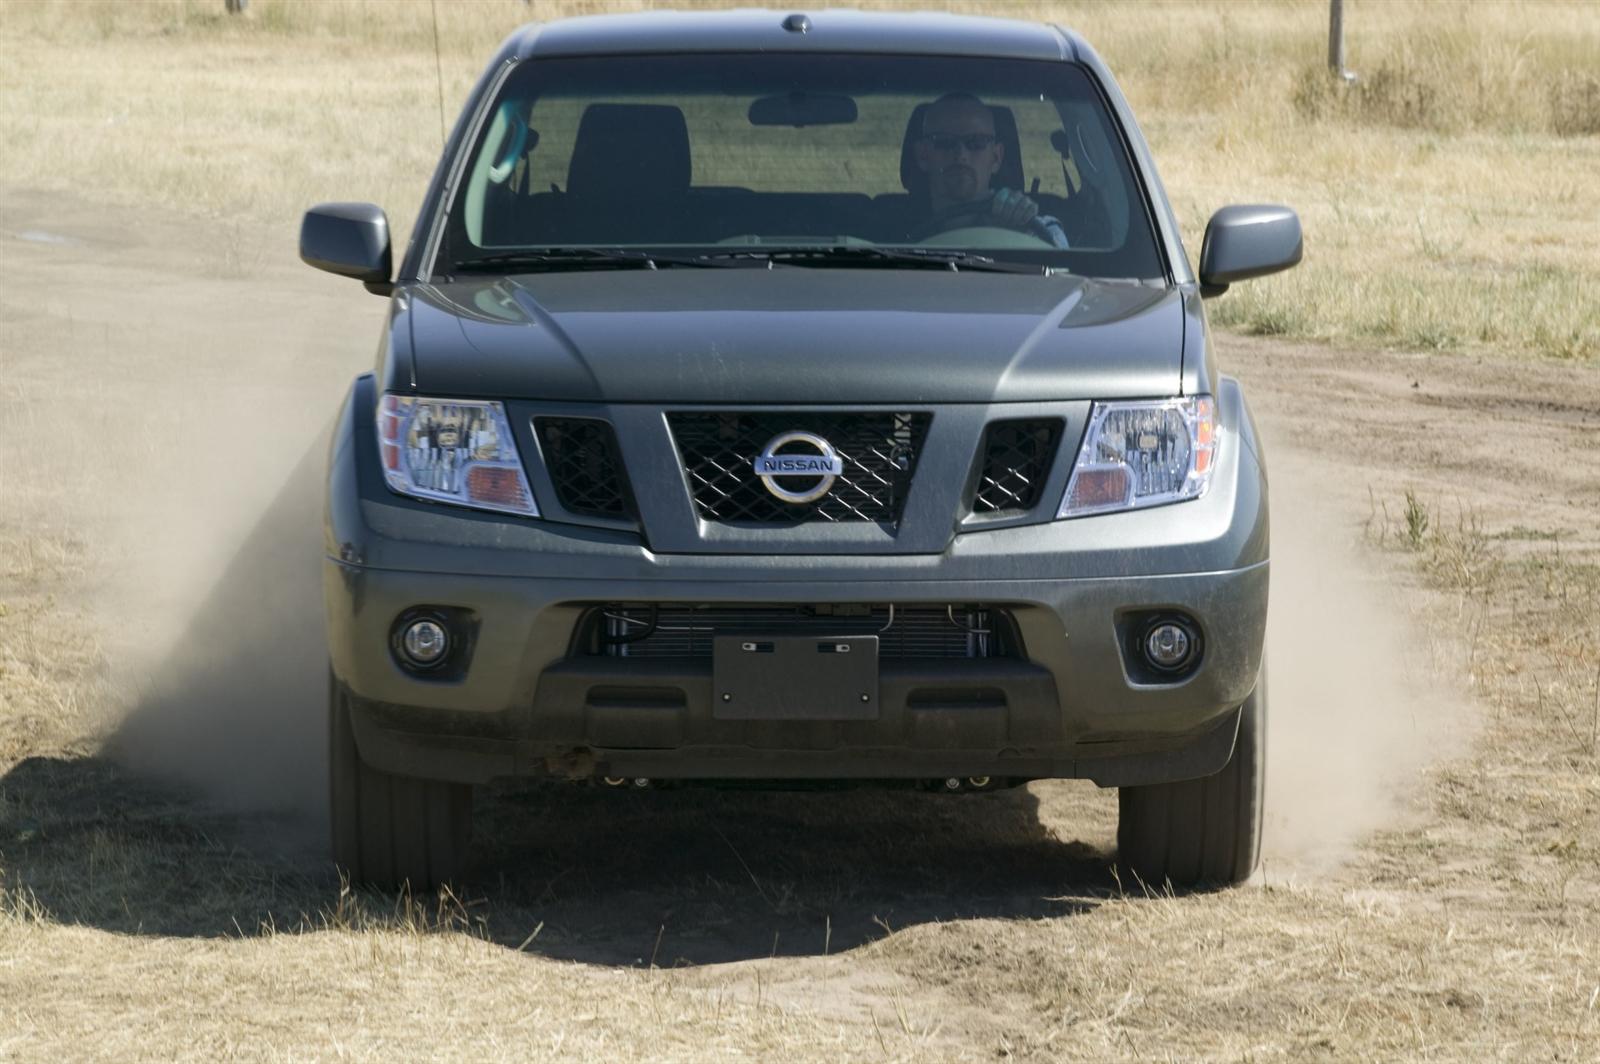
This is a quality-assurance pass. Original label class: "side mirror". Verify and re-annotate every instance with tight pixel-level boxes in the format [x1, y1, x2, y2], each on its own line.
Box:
[1198, 205, 1302, 299]
[300, 202, 393, 296]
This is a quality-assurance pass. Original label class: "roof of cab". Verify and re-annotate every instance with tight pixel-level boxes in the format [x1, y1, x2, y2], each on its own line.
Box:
[507, 9, 1081, 62]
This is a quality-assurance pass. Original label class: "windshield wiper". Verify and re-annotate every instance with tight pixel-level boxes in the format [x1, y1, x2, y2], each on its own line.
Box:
[702, 246, 1046, 274]
[451, 248, 754, 274]
[451, 246, 1048, 276]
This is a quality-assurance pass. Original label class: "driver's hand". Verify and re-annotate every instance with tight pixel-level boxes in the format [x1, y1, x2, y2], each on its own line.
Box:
[989, 188, 1040, 227]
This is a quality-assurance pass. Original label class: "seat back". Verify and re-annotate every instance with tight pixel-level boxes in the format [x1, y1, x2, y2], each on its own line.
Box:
[566, 103, 691, 201]
[537, 103, 693, 243]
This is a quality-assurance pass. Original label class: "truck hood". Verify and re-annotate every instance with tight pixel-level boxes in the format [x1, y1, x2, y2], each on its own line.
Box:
[406, 270, 1183, 404]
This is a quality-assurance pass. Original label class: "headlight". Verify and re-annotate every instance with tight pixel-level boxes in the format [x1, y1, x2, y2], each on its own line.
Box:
[1058, 396, 1216, 518]
[377, 395, 539, 516]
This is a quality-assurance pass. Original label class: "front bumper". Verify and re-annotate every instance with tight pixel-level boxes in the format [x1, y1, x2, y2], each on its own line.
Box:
[325, 375, 1269, 787]
[331, 560, 1265, 786]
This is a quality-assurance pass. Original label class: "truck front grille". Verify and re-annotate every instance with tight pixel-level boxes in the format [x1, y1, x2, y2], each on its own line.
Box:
[972, 418, 1063, 516]
[588, 604, 1012, 661]
[668, 412, 930, 525]
[535, 417, 632, 520]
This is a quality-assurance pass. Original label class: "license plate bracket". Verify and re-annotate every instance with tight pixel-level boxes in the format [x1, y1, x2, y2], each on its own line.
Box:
[712, 634, 879, 720]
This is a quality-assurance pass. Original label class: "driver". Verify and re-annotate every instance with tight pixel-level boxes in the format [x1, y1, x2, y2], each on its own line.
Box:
[913, 93, 1040, 231]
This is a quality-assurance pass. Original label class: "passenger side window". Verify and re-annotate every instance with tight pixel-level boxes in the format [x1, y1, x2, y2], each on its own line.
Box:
[1012, 102, 1079, 201]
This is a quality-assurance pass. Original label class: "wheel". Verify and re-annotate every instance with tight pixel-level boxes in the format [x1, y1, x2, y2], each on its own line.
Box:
[1117, 668, 1266, 889]
[329, 672, 472, 891]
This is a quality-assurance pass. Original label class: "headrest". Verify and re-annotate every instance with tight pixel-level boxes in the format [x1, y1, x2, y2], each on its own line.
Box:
[567, 104, 691, 199]
[899, 103, 1025, 196]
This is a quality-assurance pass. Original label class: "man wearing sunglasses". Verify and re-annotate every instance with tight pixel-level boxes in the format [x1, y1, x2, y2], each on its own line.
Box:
[912, 92, 1044, 234]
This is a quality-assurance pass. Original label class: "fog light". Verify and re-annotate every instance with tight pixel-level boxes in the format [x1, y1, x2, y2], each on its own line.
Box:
[1143, 622, 1194, 672]
[400, 618, 450, 666]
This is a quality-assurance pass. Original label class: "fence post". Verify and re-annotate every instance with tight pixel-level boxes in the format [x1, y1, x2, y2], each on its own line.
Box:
[1328, 0, 1356, 82]
[1328, 0, 1344, 73]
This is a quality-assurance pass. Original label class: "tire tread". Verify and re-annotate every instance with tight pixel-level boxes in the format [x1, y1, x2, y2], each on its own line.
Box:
[328, 673, 471, 890]
[1117, 669, 1266, 890]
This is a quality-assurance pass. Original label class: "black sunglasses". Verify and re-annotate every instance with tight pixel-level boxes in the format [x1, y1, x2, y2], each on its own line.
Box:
[923, 133, 997, 153]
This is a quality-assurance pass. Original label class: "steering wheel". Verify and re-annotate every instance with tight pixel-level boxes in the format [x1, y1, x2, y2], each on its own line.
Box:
[909, 194, 1068, 248]
[908, 196, 1009, 241]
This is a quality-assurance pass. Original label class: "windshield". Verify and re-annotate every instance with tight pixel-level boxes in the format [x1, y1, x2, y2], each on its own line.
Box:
[439, 53, 1164, 277]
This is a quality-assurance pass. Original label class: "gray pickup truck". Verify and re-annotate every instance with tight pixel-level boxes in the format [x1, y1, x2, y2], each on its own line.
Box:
[302, 9, 1300, 891]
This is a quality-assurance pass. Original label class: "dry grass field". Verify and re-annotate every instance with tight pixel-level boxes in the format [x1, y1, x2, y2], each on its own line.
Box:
[1, 2, 1598, 1060]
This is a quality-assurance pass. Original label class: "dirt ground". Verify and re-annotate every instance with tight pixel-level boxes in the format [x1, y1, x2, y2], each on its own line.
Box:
[1, 185, 1597, 1060]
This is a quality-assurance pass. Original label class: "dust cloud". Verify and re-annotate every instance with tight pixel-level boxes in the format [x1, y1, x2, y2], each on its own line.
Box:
[1260, 446, 1475, 874]
[57, 206, 373, 825]
[104, 436, 330, 817]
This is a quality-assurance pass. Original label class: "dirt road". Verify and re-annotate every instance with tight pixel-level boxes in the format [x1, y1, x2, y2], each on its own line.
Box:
[1, 187, 1596, 1060]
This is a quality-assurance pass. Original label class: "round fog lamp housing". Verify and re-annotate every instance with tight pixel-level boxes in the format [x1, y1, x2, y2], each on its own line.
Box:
[400, 618, 450, 667]
[1143, 622, 1194, 672]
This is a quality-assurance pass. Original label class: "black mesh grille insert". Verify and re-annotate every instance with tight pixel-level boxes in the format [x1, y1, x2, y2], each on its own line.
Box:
[535, 417, 632, 520]
[972, 419, 1063, 515]
[592, 604, 1008, 660]
[668, 412, 930, 525]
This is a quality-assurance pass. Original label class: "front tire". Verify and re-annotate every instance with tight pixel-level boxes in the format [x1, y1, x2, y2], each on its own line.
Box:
[329, 674, 472, 890]
[1117, 668, 1266, 888]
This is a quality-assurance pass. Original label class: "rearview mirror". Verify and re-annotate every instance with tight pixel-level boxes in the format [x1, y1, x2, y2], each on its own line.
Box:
[748, 92, 858, 127]
[300, 202, 393, 296]
[1198, 205, 1302, 298]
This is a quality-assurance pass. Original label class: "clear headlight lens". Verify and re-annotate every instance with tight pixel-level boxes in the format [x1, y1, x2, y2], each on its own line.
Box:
[1058, 395, 1217, 518]
[377, 395, 538, 516]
